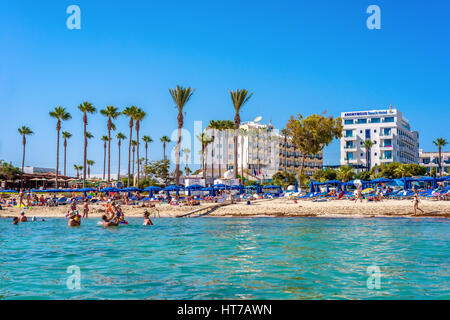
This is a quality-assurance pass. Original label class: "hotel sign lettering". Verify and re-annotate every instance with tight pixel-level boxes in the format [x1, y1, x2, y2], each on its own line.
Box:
[344, 110, 390, 117]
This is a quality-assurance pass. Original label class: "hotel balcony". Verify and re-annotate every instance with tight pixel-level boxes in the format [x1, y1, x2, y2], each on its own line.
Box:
[380, 156, 393, 161]
[343, 135, 357, 140]
[343, 158, 357, 164]
[344, 145, 357, 151]
[380, 145, 393, 150]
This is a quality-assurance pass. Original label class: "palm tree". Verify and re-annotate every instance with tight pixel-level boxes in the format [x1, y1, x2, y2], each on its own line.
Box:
[197, 133, 213, 180]
[182, 148, 191, 176]
[131, 140, 137, 184]
[281, 128, 289, 171]
[160, 136, 171, 161]
[101, 135, 109, 180]
[207, 120, 219, 178]
[222, 120, 235, 171]
[78, 101, 97, 188]
[239, 128, 248, 182]
[18, 126, 33, 187]
[169, 85, 195, 185]
[73, 164, 83, 179]
[395, 164, 410, 178]
[86, 160, 95, 178]
[62, 131, 72, 177]
[116, 132, 126, 180]
[133, 108, 146, 185]
[336, 165, 355, 183]
[100, 106, 121, 182]
[142, 135, 153, 177]
[49, 106, 71, 187]
[123, 106, 138, 187]
[363, 140, 374, 171]
[86, 132, 94, 145]
[433, 138, 448, 177]
[230, 89, 253, 178]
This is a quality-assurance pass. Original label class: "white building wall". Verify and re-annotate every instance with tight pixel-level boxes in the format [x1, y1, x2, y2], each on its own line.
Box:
[340, 108, 419, 169]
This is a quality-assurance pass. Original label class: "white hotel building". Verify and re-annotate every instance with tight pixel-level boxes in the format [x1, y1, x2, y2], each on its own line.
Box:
[340, 107, 419, 170]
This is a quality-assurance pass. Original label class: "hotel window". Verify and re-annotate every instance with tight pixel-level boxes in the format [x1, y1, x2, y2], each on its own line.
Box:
[384, 117, 395, 123]
[357, 118, 367, 124]
[383, 139, 392, 147]
[344, 119, 354, 125]
[371, 118, 381, 123]
[345, 130, 353, 137]
[365, 129, 371, 139]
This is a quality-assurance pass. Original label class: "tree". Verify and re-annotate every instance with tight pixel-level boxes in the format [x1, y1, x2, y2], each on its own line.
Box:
[62, 131, 72, 177]
[313, 168, 337, 183]
[73, 164, 83, 179]
[100, 105, 121, 182]
[144, 160, 171, 185]
[433, 138, 448, 177]
[286, 113, 342, 185]
[78, 101, 97, 188]
[86, 132, 94, 145]
[336, 165, 355, 183]
[142, 135, 153, 178]
[49, 106, 71, 187]
[169, 85, 195, 185]
[86, 160, 95, 178]
[207, 120, 219, 178]
[133, 108, 146, 185]
[182, 148, 191, 176]
[394, 164, 410, 178]
[123, 106, 138, 187]
[131, 140, 137, 184]
[116, 132, 126, 180]
[100, 135, 109, 180]
[0, 160, 21, 188]
[272, 171, 297, 189]
[197, 132, 213, 181]
[160, 136, 171, 161]
[239, 128, 248, 182]
[230, 89, 253, 178]
[280, 128, 289, 171]
[362, 140, 374, 171]
[18, 126, 33, 187]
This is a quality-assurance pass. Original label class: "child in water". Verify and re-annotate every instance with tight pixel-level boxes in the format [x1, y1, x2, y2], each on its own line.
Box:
[82, 200, 89, 219]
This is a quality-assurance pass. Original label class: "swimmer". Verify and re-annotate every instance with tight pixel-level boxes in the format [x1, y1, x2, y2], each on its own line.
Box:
[12, 217, 19, 225]
[143, 211, 153, 226]
[101, 214, 119, 227]
[18, 211, 28, 222]
[68, 212, 81, 227]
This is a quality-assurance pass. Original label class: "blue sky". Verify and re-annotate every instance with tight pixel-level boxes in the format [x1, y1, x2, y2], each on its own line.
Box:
[1, 0, 449, 176]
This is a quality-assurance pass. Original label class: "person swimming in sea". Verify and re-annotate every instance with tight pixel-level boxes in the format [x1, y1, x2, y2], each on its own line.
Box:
[68, 211, 81, 227]
[143, 211, 153, 226]
[101, 214, 119, 227]
[18, 211, 28, 222]
[12, 217, 19, 225]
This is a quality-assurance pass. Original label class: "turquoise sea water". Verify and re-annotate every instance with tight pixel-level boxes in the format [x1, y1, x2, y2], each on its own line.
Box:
[0, 217, 449, 300]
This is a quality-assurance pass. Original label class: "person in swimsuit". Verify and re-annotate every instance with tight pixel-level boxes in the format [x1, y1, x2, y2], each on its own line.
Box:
[68, 212, 81, 227]
[413, 190, 424, 215]
[12, 217, 19, 225]
[101, 214, 119, 227]
[18, 189, 25, 207]
[82, 200, 89, 219]
[143, 211, 153, 226]
[354, 185, 363, 203]
[18, 211, 28, 222]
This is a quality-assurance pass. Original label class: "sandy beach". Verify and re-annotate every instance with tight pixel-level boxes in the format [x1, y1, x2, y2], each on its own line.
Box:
[2, 198, 450, 219]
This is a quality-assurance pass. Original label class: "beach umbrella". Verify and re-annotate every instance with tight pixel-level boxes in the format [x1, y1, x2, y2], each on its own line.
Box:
[100, 187, 121, 193]
[0, 190, 18, 193]
[123, 187, 142, 192]
[186, 184, 203, 190]
[371, 178, 392, 184]
[144, 186, 162, 198]
[294, 181, 298, 193]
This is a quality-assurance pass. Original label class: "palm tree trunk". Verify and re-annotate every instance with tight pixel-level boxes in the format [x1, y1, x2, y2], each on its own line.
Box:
[241, 135, 244, 182]
[56, 126, 60, 188]
[136, 123, 140, 185]
[284, 136, 287, 171]
[107, 119, 111, 182]
[218, 131, 222, 178]
[211, 130, 215, 178]
[175, 126, 182, 185]
[145, 144, 148, 179]
[63, 140, 67, 177]
[300, 154, 306, 186]
[118, 141, 121, 181]
[127, 122, 133, 187]
[163, 144, 166, 161]
[233, 133, 238, 179]
[132, 149, 135, 184]
[103, 143, 106, 180]
[21, 136, 26, 188]
[83, 113, 87, 188]
[439, 147, 442, 177]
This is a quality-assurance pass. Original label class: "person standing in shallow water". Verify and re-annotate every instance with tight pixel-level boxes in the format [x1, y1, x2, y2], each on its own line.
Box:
[143, 211, 153, 226]
[413, 189, 424, 215]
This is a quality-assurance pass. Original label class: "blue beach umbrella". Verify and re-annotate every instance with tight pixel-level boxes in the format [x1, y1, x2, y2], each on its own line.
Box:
[0, 189, 18, 193]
